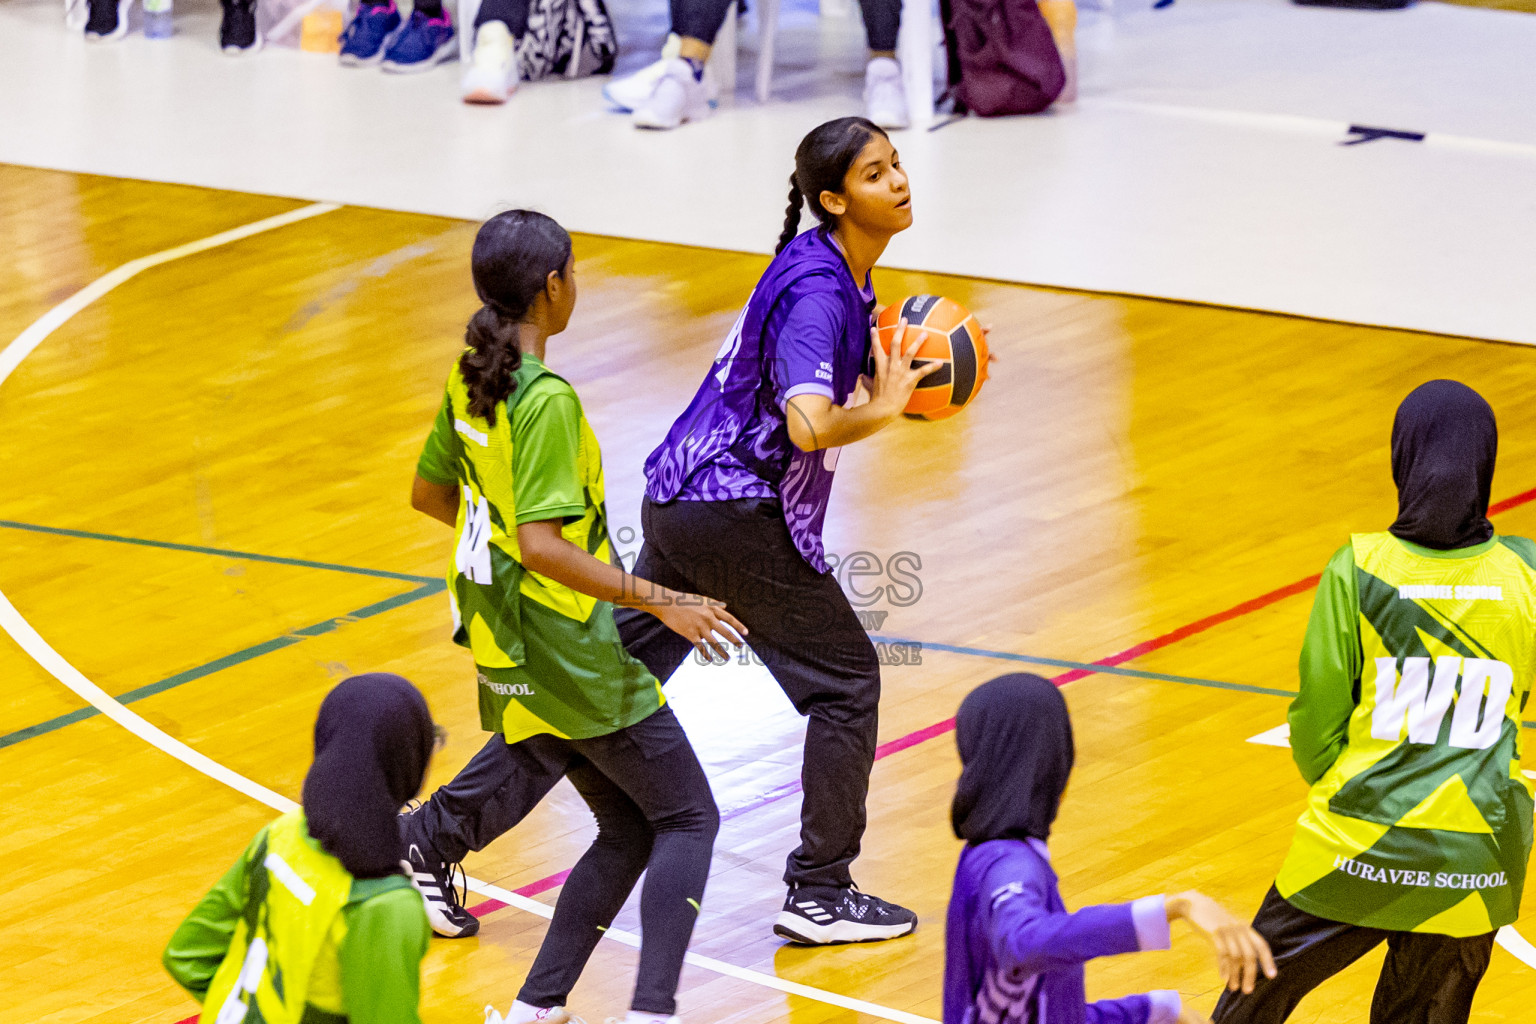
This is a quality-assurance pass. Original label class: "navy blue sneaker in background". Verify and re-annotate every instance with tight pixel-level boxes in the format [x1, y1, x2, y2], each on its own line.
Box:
[380, 8, 456, 73]
[338, 0, 401, 67]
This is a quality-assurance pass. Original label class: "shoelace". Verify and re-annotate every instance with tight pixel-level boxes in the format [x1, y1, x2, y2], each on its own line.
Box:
[843, 885, 896, 915]
[445, 858, 470, 912]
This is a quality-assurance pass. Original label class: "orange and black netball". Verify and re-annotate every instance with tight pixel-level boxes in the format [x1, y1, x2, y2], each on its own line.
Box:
[873, 295, 989, 421]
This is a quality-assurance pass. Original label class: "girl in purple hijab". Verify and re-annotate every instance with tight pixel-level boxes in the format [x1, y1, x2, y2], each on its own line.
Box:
[945, 675, 1278, 1024]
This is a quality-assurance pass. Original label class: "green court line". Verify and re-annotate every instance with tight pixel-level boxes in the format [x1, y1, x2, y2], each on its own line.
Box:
[877, 635, 1536, 729]
[871, 635, 1299, 698]
[0, 519, 438, 585]
[5, 516, 1530, 752]
[0, 580, 444, 751]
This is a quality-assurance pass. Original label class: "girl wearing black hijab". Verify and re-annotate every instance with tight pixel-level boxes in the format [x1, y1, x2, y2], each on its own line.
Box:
[1213, 380, 1536, 1024]
[164, 674, 438, 1024]
[944, 674, 1274, 1024]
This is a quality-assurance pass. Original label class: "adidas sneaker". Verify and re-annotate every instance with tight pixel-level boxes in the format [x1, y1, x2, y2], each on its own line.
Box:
[405, 843, 480, 938]
[773, 884, 917, 945]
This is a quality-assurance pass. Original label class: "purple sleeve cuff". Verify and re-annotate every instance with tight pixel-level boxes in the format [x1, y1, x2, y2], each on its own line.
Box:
[1131, 896, 1171, 951]
[781, 382, 837, 407]
[1146, 990, 1182, 1024]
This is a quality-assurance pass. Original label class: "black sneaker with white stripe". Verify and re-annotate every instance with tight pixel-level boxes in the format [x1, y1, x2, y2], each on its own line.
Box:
[405, 843, 480, 938]
[773, 885, 917, 945]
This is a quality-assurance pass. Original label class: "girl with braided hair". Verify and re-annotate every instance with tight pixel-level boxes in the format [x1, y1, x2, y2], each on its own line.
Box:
[409, 209, 742, 1024]
[614, 115, 938, 945]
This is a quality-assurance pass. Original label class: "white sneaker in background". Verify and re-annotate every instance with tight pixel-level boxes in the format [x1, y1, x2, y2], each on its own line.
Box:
[863, 56, 910, 130]
[631, 58, 712, 130]
[461, 20, 518, 104]
[605, 42, 719, 112]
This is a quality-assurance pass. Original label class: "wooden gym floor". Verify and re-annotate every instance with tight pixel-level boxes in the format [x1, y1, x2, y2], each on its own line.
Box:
[3, 164, 1535, 1024]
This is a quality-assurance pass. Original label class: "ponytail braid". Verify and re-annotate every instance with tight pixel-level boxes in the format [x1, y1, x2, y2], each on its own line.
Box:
[459, 303, 523, 426]
[458, 209, 572, 426]
[776, 175, 804, 255]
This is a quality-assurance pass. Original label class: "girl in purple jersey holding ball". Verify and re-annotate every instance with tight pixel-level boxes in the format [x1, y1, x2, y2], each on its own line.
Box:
[615, 116, 939, 945]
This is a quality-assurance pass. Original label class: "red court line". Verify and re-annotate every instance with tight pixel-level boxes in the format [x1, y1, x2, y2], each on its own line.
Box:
[468, 867, 573, 917]
[170, 488, 1536, 1018]
[444, 486, 1536, 923]
[1050, 574, 1324, 685]
[465, 578, 1324, 918]
[1489, 485, 1536, 517]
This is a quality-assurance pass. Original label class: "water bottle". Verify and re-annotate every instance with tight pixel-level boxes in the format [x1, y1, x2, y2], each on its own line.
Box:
[144, 0, 174, 38]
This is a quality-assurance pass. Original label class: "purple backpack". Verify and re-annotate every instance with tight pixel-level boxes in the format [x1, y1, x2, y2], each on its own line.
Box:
[941, 0, 1065, 116]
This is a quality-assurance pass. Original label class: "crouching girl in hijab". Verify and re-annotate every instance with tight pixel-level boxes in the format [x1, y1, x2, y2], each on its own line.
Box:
[164, 673, 439, 1024]
[945, 674, 1276, 1024]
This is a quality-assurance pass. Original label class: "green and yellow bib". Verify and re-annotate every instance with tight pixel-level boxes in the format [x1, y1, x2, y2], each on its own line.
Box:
[435, 356, 661, 743]
[1277, 532, 1536, 935]
[201, 812, 406, 1024]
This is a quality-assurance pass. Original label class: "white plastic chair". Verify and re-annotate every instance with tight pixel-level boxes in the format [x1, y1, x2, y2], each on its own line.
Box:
[713, 0, 782, 105]
[896, 0, 935, 122]
[721, 0, 934, 121]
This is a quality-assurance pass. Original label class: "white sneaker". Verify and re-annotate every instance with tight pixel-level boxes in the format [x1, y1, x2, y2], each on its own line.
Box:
[462, 20, 517, 104]
[605, 43, 719, 112]
[486, 1004, 584, 1024]
[863, 56, 910, 130]
[631, 58, 712, 130]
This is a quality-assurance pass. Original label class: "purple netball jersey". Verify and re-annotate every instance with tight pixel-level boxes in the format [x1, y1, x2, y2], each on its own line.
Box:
[644, 228, 875, 573]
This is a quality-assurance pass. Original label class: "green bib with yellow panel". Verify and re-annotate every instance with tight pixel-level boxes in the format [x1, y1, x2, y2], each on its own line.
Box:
[1278, 532, 1536, 935]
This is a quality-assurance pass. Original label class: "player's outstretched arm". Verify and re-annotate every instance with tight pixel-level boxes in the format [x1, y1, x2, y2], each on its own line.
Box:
[517, 519, 747, 663]
[1166, 891, 1277, 995]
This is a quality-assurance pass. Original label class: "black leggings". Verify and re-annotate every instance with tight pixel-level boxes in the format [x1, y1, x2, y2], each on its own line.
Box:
[405, 497, 881, 891]
[1211, 886, 1496, 1024]
[673, 0, 899, 52]
[614, 497, 880, 889]
[476, 0, 531, 34]
[465, 707, 718, 1016]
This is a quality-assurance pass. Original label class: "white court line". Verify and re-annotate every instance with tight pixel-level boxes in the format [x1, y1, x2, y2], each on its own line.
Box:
[1243, 722, 1536, 969]
[1245, 723, 1290, 748]
[1081, 98, 1536, 162]
[1497, 924, 1536, 970]
[0, 206, 938, 1024]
